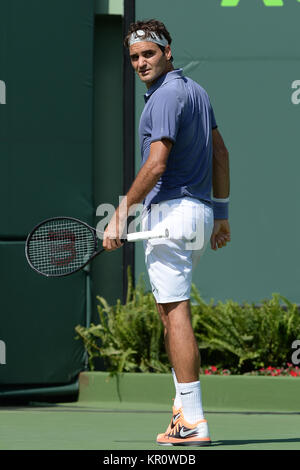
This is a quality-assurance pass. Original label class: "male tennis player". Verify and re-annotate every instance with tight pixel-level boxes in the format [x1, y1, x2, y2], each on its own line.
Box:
[103, 19, 230, 446]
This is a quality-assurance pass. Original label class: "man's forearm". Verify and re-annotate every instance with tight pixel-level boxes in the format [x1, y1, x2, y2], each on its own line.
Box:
[103, 158, 164, 247]
[212, 150, 230, 199]
[118, 160, 165, 218]
[117, 139, 172, 219]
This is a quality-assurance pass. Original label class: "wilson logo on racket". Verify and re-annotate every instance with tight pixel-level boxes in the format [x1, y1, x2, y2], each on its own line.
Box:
[48, 230, 76, 266]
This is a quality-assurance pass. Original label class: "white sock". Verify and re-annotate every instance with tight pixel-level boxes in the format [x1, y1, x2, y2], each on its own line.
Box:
[177, 380, 205, 424]
[171, 368, 182, 410]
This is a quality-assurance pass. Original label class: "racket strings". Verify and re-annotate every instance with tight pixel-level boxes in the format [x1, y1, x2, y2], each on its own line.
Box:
[27, 219, 96, 276]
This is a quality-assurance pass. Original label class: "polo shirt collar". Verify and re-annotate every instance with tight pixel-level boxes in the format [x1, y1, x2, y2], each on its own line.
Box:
[144, 68, 183, 102]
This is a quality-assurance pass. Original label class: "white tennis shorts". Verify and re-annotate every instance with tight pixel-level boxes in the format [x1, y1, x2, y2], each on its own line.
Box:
[142, 197, 214, 304]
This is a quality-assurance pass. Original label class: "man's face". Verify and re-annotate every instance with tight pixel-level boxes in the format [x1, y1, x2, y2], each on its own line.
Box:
[129, 42, 172, 88]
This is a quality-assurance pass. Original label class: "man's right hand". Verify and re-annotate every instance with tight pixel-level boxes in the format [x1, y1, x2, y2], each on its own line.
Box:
[210, 219, 231, 250]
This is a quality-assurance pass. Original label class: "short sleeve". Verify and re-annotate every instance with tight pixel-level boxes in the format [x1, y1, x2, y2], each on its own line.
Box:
[211, 106, 218, 130]
[149, 89, 184, 144]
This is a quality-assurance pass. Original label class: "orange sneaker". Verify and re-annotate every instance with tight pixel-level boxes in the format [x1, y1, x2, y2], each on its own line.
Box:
[156, 415, 211, 447]
[156, 405, 183, 442]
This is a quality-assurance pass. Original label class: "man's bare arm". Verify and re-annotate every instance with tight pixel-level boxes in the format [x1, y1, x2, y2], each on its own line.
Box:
[212, 128, 230, 199]
[124, 138, 172, 211]
[103, 138, 173, 250]
[211, 128, 231, 250]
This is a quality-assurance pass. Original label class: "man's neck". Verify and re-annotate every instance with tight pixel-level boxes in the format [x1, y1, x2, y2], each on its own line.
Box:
[146, 64, 175, 90]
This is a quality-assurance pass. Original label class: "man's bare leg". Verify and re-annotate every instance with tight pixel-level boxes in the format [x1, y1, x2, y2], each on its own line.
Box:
[155, 299, 207, 429]
[156, 299, 200, 382]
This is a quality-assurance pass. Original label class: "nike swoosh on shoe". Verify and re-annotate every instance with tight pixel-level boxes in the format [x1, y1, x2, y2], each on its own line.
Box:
[179, 427, 198, 438]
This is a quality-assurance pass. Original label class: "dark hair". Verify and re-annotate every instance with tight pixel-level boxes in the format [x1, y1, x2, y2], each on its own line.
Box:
[124, 19, 174, 62]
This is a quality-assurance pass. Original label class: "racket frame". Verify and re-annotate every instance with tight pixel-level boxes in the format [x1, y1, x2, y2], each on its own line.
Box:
[25, 216, 102, 278]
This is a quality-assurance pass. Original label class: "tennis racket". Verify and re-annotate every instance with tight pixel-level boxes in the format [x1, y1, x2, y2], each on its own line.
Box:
[25, 216, 169, 277]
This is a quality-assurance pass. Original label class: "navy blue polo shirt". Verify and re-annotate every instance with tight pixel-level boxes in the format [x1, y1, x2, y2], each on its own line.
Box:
[139, 68, 217, 210]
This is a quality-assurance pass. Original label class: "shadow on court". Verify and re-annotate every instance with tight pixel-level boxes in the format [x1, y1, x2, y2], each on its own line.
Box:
[114, 437, 300, 447]
[211, 438, 300, 447]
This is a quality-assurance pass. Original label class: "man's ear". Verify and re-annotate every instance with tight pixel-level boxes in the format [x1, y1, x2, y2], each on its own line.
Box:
[165, 44, 172, 61]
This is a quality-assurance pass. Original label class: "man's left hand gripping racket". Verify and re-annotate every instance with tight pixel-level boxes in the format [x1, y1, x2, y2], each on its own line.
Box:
[25, 216, 169, 277]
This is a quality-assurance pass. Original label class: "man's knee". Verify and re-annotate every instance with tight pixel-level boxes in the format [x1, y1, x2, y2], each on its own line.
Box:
[156, 300, 191, 329]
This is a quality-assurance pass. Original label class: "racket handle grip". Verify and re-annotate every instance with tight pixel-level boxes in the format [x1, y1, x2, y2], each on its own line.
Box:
[126, 228, 169, 242]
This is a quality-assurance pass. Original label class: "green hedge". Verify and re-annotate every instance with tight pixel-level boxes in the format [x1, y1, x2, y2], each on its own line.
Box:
[75, 268, 300, 375]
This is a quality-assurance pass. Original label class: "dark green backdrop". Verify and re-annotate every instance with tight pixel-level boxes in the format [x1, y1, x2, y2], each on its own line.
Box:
[0, 0, 94, 389]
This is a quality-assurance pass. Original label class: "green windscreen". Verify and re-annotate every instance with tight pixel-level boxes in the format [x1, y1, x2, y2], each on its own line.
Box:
[0, 0, 94, 238]
[0, 0, 94, 389]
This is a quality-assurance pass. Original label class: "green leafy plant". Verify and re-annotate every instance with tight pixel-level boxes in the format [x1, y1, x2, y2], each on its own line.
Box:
[76, 270, 300, 375]
[75, 267, 169, 375]
[191, 287, 300, 373]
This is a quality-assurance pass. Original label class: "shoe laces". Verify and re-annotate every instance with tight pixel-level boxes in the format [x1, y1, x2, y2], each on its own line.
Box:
[169, 420, 181, 436]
